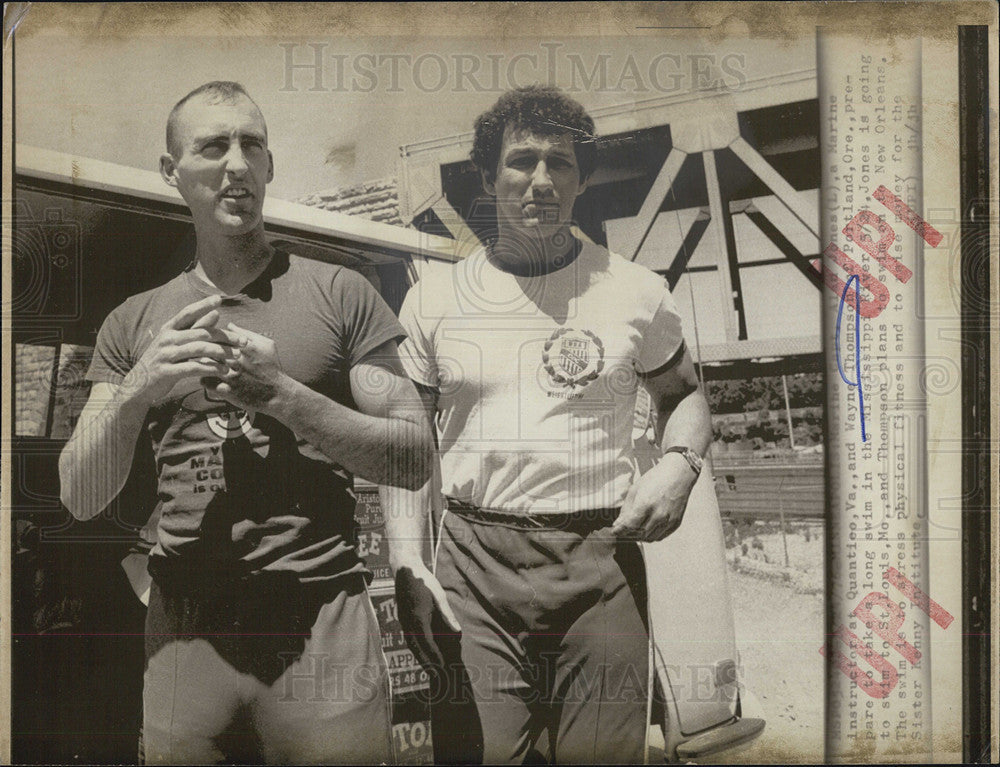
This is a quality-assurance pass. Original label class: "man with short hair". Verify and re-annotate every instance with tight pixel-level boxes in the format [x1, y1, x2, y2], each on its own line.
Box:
[388, 85, 713, 764]
[59, 81, 430, 764]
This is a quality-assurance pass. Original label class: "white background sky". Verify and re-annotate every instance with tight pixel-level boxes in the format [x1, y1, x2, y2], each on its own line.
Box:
[14, 6, 815, 201]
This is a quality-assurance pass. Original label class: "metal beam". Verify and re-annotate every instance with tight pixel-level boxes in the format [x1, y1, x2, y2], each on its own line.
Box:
[430, 198, 481, 250]
[729, 136, 819, 239]
[703, 150, 746, 342]
[742, 208, 824, 290]
[619, 146, 688, 261]
[664, 209, 711, 291]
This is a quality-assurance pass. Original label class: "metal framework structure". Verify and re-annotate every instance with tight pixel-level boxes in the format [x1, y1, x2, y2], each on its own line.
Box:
[396, 69, 823, 365]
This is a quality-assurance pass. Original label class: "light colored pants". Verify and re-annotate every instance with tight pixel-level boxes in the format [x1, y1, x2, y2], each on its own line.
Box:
[142, 574, 392, 765]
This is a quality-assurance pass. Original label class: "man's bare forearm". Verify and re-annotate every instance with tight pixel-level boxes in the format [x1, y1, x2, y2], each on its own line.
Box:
[656, 387, 713, 458]
[382, 476, 436, 570]
[61, 295, 236, 520]
[381, 380, 439, 570]
[59, 383, 151, 520]
[271, 378, 433, 489]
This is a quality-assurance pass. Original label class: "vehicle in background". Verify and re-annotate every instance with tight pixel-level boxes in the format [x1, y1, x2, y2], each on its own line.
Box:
[12, 145, 764, 764]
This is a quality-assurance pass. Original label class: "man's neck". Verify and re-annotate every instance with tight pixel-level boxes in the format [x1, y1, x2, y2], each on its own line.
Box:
[192, 227, 273, 294]
[489, 226, 580, 277]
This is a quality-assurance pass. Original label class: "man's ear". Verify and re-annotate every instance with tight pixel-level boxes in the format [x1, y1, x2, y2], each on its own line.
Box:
[266, 150, 275, 184]
[481, 169, 496, 196]
[159, 153, 178, 187]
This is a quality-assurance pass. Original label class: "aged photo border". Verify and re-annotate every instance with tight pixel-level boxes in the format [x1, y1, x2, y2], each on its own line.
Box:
[2, 3, 997, 764]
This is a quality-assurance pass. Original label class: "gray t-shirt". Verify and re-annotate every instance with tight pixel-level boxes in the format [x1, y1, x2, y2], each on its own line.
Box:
[87, 251, 404, 584]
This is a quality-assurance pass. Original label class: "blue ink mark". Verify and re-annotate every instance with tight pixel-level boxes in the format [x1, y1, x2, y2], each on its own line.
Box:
[836, 274, 867, 442]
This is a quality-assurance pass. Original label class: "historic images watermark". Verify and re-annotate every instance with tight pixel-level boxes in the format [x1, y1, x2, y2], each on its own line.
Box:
[278, 42, 748, 95]
[4, 201, 83, 324]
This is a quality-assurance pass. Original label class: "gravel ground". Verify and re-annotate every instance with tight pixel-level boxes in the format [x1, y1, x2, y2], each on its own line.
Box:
[713, 530, 827, 764]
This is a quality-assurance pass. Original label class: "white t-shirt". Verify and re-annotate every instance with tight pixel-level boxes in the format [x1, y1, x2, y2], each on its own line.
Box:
[399, 241, 686, 514]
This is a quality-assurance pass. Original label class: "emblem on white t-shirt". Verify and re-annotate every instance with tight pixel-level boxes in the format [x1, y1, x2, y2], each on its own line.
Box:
[543, 327, 605, 391]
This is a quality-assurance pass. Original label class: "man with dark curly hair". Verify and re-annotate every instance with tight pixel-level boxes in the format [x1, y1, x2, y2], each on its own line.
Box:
[468, 85, 598, 197]
[387, 85, 713, 763]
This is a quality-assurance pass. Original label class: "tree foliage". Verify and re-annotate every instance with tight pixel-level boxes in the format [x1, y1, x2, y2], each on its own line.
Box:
[706, 372, 822, 414]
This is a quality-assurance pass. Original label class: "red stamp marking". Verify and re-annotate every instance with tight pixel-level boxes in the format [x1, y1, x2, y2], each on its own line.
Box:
[884, 566, 955, 629]
[820, 567, 955, 699]
[812, 186, 941, 318]
[872, 186, 944, 247]
[821, 242, 892, 319]
[843, 209, 914, 285]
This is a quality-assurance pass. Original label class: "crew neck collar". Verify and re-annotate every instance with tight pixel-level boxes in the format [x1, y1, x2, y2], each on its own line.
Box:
[183, 249, 288, 300]
[484, 235, 585, 279]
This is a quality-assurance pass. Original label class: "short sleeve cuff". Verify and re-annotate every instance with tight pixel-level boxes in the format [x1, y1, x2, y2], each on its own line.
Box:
[349, 327, 407, 367]
[637, 340, 686, 379]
